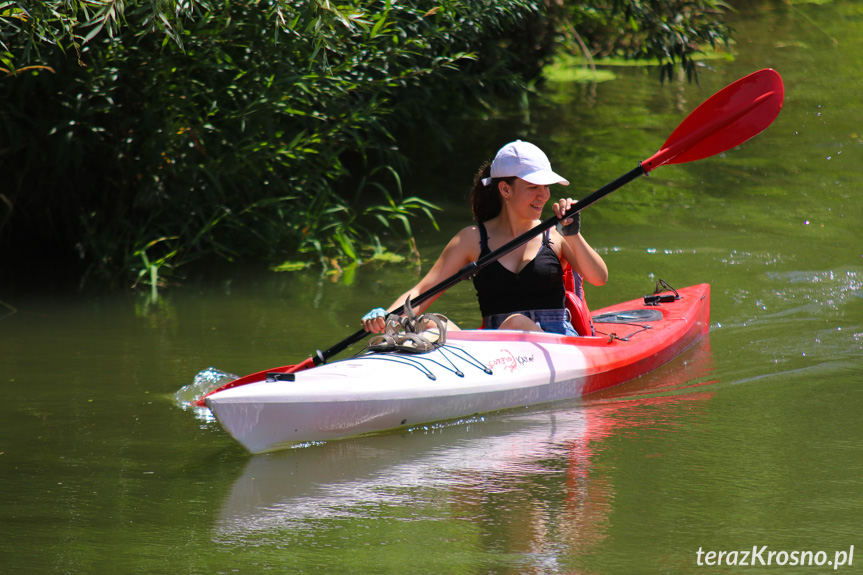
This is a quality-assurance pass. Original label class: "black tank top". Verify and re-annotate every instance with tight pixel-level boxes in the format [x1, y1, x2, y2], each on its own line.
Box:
[472, 222, 566, 317]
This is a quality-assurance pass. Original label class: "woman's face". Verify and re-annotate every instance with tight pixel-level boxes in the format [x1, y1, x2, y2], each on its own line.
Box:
[501, 178, 551, 218]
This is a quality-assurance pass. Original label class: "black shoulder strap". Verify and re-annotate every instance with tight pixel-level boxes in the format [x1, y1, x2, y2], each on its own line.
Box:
[478, 222, 490, 255]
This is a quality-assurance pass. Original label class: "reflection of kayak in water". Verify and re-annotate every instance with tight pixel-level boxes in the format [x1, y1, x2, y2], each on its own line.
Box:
[215, 351, 715, 541]
[206, 284, 710, 454]
[215, 411, 592, 536]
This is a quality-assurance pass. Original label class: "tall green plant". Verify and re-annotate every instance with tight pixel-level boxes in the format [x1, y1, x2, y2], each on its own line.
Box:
[1, 0, 545, 285]
[0, 0, 732, 287]
[558, 0, 733, 82]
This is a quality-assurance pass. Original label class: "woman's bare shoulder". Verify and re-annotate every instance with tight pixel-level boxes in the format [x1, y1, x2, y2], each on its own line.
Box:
[456, 224, 480, 240]
[441, 225, 481, 260]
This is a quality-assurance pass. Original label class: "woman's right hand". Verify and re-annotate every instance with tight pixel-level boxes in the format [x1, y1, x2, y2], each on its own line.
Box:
[361, 307, 388, 333]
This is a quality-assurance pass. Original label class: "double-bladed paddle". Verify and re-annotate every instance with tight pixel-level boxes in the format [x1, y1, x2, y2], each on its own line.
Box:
[192, 68, 784, 406]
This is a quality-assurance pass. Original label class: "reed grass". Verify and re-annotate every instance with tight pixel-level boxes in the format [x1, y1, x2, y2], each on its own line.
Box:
[0, 0, 731, 287]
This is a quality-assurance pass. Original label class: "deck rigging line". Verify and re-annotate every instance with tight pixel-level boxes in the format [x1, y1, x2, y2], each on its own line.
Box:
[352, 344, 492, 380]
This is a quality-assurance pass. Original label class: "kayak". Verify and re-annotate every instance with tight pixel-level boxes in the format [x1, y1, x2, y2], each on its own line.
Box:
[205, 283, 710, 453]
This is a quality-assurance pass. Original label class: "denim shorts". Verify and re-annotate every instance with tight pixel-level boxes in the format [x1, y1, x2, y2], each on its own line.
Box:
[483, 309, 579, 337]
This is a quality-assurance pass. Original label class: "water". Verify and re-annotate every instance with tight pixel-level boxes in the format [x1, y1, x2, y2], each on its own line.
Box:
[2, 2, 863, 573]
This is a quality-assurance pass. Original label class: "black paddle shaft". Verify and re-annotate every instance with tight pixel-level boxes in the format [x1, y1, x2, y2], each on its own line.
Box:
[314, 163, 647, 365]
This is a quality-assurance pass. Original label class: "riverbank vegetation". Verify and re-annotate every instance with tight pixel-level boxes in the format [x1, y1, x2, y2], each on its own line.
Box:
[1, 0, 731, 289]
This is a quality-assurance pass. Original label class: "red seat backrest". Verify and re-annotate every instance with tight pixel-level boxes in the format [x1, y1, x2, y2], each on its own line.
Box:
[563, 265, 594, 336]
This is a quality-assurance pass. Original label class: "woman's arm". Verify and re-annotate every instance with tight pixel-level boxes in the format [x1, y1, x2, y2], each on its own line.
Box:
[362, 226, 480, 333]
[552, 199, 609, 287]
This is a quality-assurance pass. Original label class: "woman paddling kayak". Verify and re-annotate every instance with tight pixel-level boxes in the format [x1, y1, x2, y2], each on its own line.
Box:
[362, 140, 608, 337]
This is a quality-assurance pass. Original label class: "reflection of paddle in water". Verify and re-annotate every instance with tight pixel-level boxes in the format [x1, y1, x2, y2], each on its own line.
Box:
[215, 339, 715, 562]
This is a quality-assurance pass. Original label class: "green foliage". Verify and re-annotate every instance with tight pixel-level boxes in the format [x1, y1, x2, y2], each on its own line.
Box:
[0, 0, 732, 287]
[1, 0, 550, 285]
[557, 0, 733, 82]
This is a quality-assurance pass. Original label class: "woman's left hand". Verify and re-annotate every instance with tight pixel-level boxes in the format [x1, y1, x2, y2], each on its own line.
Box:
[553, 198, 581, 236]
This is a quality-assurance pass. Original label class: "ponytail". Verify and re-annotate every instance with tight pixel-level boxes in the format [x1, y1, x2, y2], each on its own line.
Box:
[470, 162, 514, 223]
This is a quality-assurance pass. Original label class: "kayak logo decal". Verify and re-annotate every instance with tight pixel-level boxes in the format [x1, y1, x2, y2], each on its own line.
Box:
[488, 350, 535, 372]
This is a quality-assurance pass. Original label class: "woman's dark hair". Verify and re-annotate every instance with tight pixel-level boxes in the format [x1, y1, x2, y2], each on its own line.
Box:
[470, 162, 515, 223]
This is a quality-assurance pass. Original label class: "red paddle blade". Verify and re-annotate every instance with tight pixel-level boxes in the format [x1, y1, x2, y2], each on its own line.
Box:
[191, 357, 317, 407]
[642, 69, 784, 173]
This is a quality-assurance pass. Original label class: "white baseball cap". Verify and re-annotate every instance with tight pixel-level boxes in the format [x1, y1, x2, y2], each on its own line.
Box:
[481, 140, 570, 187]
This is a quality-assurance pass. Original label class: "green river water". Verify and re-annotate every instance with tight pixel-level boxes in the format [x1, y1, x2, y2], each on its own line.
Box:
[2, 2, 863, 573]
